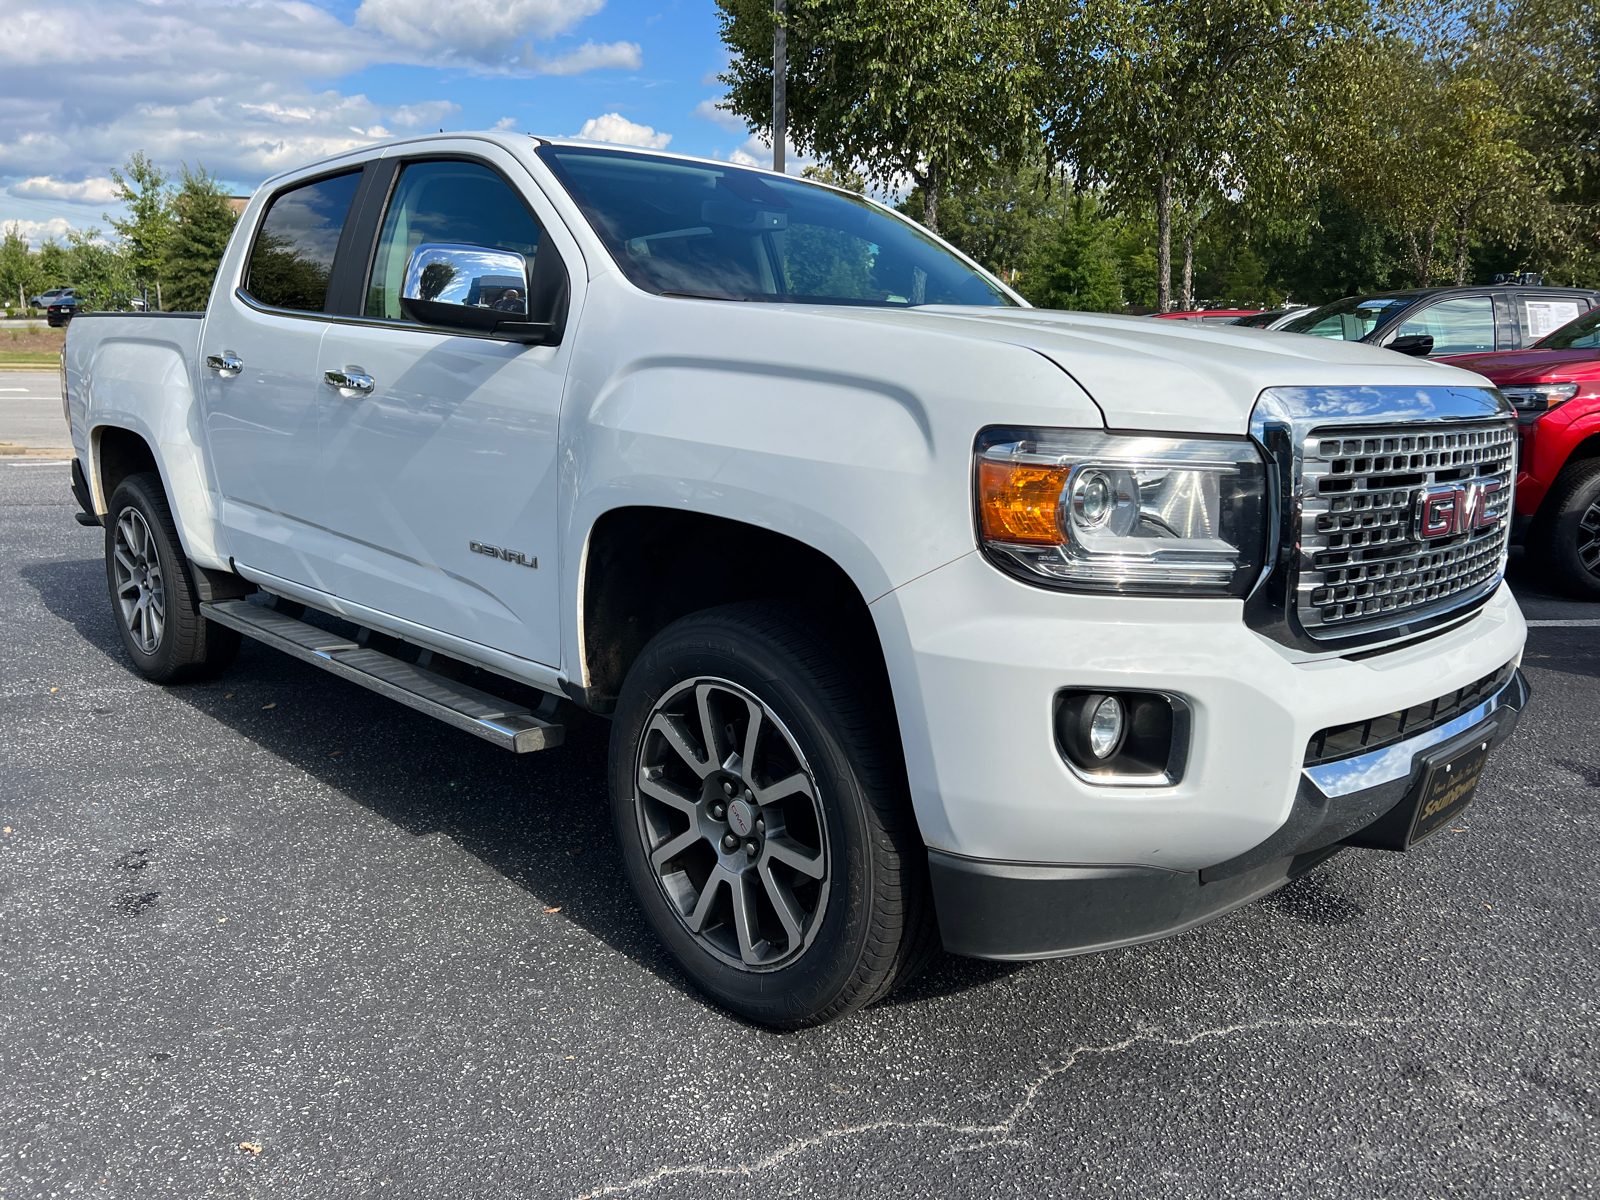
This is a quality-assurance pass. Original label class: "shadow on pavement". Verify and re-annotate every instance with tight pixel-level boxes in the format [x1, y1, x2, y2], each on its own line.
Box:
[18, 555, 1016, 1023]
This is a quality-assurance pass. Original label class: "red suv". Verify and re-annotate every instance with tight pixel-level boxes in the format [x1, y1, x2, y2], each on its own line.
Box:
[1442, 306, 1600, 599]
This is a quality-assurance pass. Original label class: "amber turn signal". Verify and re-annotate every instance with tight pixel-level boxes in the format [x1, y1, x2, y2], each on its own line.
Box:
[978, 460, 1068, 545]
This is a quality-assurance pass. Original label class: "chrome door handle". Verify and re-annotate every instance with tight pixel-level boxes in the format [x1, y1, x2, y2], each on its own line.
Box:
[324, 368, 375, 394]
[206, 351, 243, 374]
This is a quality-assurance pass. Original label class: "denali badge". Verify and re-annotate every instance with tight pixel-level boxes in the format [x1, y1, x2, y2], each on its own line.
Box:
[469, 540, 537, 568]
[1414, 480, 1503, 540]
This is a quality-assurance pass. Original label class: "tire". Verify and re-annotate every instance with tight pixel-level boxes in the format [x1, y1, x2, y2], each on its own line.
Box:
[1532, 458, 1600, 601]
[608, 601, 938, 1028]
[105, 472, 241, 683]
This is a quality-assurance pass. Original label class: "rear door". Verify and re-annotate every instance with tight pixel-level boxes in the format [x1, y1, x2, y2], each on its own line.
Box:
[310, 150, 574, 667]
[200, 166, 371, 589]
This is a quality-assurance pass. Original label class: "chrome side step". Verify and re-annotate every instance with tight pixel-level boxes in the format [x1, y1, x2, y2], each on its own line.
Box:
[199, 599, 564, 753]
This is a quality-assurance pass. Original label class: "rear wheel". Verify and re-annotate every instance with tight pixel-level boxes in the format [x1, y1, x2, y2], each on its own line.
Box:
[609, 602, 938, 1027]
[105, 472, 241, 682]
[1533, 458, 1600, 601]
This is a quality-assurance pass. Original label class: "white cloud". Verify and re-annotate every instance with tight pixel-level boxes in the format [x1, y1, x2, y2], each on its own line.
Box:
[728, 133, 809, 173]
[355, 0, 604, 58]
[576, 113, 671, 150]
[1, 216, 78, 246]
[12, 176, 120, 204]
[524, 40, 640, 75]
[692, 98, 745, 133]
[493, 117, 519, 131]
[0, 1, 636, 190]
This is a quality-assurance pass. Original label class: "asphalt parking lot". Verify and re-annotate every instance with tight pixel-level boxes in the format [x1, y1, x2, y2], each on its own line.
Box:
[2, 451, 1597, 1196]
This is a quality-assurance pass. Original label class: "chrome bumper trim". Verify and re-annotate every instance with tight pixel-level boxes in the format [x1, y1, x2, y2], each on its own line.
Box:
[1303, 672, 1525, 798]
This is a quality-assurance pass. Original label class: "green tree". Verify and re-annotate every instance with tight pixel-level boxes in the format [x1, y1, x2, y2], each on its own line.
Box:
[1036, 0, 1365, 309]
[899, 162, 1065, 282]
[717, 0, 1037, 232]
[1020, 193, 1125, 311]
[106, 151, 173, 305]
[63, 227, 138, 311]
[0, 224, 42, 310]
[162, 165, 237, 311]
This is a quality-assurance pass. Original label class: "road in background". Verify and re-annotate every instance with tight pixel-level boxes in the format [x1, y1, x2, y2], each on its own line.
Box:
[0, 370, 70, 454]
[2, 431, 1597, 1199]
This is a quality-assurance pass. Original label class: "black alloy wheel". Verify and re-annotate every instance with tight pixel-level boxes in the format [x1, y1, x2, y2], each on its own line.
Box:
[609, 601, 939, 1028]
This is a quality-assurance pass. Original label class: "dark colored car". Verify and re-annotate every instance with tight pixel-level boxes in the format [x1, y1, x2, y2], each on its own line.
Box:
[1277, 285, 1600, 358]
[1440, 306, 1600, 598]
[1231, 307, 1305, 328]
[46, 289, 80, 327]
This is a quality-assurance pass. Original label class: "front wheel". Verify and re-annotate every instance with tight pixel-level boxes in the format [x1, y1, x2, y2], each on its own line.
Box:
[105, 472, 240, 682]
[1533, 458, 1600, 601]
[609, 602, 937, 1027]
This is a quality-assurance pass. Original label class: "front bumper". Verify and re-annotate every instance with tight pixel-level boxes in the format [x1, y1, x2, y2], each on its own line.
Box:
[875, 551, 1527, 870]
[931, 668, 1528, 959]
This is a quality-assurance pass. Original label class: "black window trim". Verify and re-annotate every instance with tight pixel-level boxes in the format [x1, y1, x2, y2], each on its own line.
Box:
[341, 151, 565, 332]
[237, 162, 375, 317]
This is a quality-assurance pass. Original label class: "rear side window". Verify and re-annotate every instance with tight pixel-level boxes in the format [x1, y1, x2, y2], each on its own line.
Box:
[365, 161, 543, 320]
[1522, 296, 1583, 343]
[245, 172, 363, 312]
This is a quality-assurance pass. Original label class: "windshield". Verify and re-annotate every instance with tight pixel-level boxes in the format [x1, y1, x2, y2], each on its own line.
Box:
[1279, 295, 1420, 340]
[538, 145, 1014, 308]
[1535, 306, 1600, 350]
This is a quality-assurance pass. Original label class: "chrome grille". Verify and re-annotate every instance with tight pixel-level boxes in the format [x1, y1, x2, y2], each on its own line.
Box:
[1296, 422, 1514, 638]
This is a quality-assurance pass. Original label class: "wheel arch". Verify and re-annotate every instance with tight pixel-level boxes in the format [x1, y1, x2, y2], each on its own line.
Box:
[574, 506, 896, 722]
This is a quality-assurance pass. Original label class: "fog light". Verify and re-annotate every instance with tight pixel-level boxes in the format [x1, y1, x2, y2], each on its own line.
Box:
[1054, 689, 1189, 785]
[1088, 695, 1125, 758]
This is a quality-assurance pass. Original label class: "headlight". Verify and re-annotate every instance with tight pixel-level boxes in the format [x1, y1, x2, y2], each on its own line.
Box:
[975, 427, 1269, 596]
[1501, 383, 1578, 415]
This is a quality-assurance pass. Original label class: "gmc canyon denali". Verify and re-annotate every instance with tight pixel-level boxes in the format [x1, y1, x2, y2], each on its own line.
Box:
[62, 133, 1529, 1026]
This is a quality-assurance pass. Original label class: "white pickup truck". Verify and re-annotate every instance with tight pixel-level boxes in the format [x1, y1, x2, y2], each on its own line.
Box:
[63, 133, 1529, 1026]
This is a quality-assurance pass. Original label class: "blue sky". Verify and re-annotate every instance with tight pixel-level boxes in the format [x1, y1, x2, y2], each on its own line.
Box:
[1, 0, 787, 245]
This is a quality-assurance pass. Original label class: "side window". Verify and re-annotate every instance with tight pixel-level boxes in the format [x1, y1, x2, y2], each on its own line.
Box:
[244, 172, 363, 312]
[1520, 296, 1583, 344]
[1392, 296, 1494, 356]
[365, 161, 542, 320]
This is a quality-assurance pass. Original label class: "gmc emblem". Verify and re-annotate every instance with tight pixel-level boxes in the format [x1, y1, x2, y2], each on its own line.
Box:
[1414, 480, 1503, 540]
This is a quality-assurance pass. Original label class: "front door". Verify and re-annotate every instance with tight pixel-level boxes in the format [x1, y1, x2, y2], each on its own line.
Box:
[312, 156, 569, 667]
[200, 168, 365, 590]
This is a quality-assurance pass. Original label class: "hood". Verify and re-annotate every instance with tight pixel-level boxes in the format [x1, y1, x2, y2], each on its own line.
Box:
[1437, 347, 1600, 385]
[850, 306, 1490, 434]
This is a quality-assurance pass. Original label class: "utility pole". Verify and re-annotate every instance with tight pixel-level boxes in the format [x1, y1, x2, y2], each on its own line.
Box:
[772, 0, 786, 173]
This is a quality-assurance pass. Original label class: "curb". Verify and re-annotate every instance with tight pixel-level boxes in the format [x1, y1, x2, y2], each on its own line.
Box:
[0, 446, 73, 458]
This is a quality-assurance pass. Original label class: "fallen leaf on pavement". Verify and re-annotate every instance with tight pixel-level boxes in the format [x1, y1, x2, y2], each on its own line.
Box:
[543, 907, 562, 914]
[566, 848, 582, 857]
[238, 1142, 262, 1155]
[261, 702, 277, 710]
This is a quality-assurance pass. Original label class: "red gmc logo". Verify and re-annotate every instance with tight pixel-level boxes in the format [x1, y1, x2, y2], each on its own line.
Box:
[1415, 481, 1503, 539]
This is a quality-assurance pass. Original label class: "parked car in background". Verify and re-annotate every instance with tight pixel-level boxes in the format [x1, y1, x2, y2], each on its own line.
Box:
[1232, 308, 1305, 329]
[1278, 285, 1600, 358]
[1151, 308, 1263, 324]
[46, 290, 80, 327]
[1439, 306, 1600, 598]
[32, 287, 70, 310]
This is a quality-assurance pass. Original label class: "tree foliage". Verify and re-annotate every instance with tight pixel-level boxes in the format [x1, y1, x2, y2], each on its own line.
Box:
[161, 165, 238, 312]
[716, 0, 1036, 231]
[106, 150, 172, 299]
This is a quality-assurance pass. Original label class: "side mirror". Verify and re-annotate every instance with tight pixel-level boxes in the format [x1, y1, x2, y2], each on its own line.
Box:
[1388, 333, 1434, 357]
[399, 242, 565, 345]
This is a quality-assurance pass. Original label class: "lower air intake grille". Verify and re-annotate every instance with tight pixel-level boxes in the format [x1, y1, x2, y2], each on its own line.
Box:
[1296, 422, 1514, 639]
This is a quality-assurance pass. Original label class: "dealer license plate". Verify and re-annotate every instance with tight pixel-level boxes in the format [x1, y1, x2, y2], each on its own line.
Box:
[1408, 740, 1493, 845]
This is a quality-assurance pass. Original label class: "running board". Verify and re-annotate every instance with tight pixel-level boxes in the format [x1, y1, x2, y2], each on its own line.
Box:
[199, 599, 564, 753]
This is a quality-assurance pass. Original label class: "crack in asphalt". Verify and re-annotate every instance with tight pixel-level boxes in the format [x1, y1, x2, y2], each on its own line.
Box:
[573, 1014, 1412, 1198]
